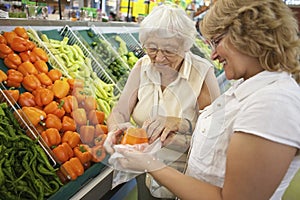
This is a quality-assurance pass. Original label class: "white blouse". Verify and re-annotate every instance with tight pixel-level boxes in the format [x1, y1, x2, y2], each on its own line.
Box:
[131, 52, 212, 127]
[186, 71, 300, 199]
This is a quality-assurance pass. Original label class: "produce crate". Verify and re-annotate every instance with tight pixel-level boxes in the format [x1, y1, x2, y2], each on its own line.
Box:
[101, 31, 145, 59]
[71, 26, 131, 91]
[0, 37, 111, 200]
[28, 26, 119, 90]
[0, 81, 109, 200]
[48, 161, 108, 200]
[59, 26, 121, 92]
[0, 81, 57, 167]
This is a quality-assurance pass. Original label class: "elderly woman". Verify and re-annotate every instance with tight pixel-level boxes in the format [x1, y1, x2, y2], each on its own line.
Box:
[112, 0, 300, 200]
[105, 3, 220, 200]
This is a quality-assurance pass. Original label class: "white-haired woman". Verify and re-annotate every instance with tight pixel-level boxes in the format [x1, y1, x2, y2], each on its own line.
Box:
[105, 3, 220, 199]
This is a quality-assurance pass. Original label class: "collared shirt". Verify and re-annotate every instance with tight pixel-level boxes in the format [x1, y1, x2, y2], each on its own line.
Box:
[186, 70, 300, 199]
[131, 52, 213, 127]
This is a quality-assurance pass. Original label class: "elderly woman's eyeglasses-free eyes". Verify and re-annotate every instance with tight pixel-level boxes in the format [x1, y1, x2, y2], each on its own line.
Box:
[207, 32, 227, 51]
[144, 46, 178, 57]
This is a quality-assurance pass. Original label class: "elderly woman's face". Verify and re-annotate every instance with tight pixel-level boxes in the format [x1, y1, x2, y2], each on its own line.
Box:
[144, 37, 185, 70]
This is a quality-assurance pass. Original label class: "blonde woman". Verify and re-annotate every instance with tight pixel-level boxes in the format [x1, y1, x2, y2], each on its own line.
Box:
[112, 0, 300, 199]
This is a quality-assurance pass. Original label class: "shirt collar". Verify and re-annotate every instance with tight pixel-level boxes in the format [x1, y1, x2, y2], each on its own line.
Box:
[179, 52, 192, 80]
[226, 71, 291, 101]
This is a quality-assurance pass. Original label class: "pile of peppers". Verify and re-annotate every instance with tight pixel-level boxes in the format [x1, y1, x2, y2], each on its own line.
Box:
[0, 102, 62, 199]
[0, 26, 110, 183]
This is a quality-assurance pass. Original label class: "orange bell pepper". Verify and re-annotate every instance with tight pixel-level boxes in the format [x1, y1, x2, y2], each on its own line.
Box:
[17, 61, 38, 76]
[61, 95, 78, 113]
[10, 36, 28, 52]
[82, 96, 97, 111]
[67, 78, 84, 90]
[61, 157, 84, 180]
[6, 69, 23, 88]
[62, 131, 81, 148]
[80, 124, 95, 145]
[4, 53, 22, 69]
[14, 26, 29, 39]
[72, 87, 86, 103]
[43, 100, 65, 118]
[32, 47, 48, 62]
[120, 127, 149, 145]
[95, 124, 108, 137]
[71, 108, 87, 126]
[34, 60, 49, 73]
[3, 31, 17, 46]
[0, 34, 7, 44]
[45, 113, 62, 131]
[52, 78, 70, 99]
[41, 128, 62, 148]
[52, 142, 74, 163]
[19, 50, 37, 63]
[18, 92, 36, 107]
[88, 110, 105, 125]
[91, 145, 106, 163]
[74, 144, 92, 164]
[0, 69, 7, 82]
[26, 40, 36, 51]
[3, 89, 20, 103]
[22, 74, 41, 92]
[94, 134, 107, 147]
[36, 73, 52, 87]
[61, 115, 76, 132]
[47, 69, 62, 82]
[22, 106, 46, 126]
[0, 43, 13, 59]
[34, 87, 54, 107]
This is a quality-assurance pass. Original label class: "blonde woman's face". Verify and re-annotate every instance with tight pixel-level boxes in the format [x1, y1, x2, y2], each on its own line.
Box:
[144, 37, 185, 70]
[210, 36, 263, 80]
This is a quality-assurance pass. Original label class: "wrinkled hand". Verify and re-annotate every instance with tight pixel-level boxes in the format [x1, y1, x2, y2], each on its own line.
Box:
[115, 147, 166, 173]
[103, 129, 124, 154]
[142, 116, 183, 144]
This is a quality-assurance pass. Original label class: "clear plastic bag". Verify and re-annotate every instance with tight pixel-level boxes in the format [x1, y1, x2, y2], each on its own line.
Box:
[108, 139, 162, 188]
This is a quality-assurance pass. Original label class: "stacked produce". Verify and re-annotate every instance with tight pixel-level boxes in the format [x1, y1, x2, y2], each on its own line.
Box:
[0, 27, 109, 186]
[0, 102, 62, 199]
[27, 29, 118, 117]
[85, 30, 131, 89]
[113, 35, 139, 68]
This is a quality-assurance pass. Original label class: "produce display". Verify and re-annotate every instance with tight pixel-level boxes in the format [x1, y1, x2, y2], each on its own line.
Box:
[0, 102, 62, 199]
[85, 29, 131, 82]
[0, 24, 223, 199]
[0, 26, 110, 198]
[27, 28, 119, 117]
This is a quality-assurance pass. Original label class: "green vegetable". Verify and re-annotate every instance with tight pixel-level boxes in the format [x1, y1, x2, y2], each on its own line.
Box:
[0, 102, 62, 199]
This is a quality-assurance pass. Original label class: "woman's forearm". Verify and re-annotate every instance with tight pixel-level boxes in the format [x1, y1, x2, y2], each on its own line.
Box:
[149, 166, 222, 200]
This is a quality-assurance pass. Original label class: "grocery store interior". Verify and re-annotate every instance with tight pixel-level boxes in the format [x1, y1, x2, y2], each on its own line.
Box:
[0, 0, 300, 199]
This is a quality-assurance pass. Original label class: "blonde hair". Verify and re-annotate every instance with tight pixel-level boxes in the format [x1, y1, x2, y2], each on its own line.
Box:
[139, 3, 197, 51]
[200, 0, 300, 83]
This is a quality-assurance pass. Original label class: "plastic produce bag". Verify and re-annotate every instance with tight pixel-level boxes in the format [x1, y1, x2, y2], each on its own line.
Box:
[108, 139, 162, 188]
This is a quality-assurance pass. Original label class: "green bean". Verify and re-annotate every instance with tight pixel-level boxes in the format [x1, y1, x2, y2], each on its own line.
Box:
[0, 158, 5, 186]
[15, 185, 38, 200]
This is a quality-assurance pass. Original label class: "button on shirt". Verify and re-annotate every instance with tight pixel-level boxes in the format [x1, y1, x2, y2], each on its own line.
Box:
[185, 71, 300, 199]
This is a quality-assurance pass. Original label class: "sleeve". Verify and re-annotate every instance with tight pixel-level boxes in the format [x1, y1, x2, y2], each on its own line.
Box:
[233, 89, 300, 148]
